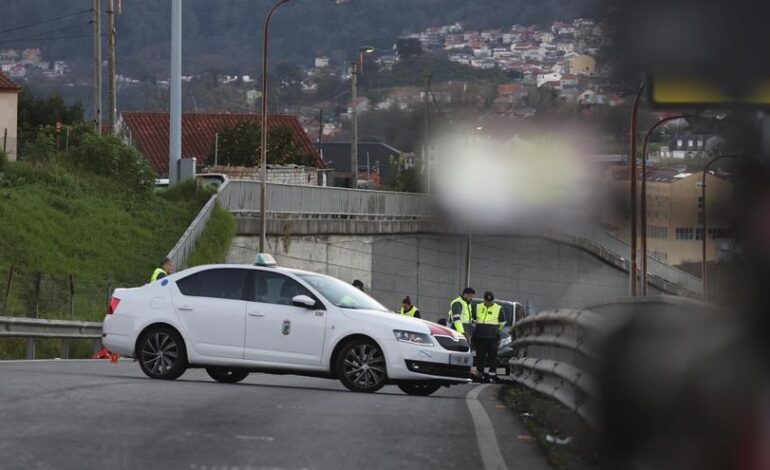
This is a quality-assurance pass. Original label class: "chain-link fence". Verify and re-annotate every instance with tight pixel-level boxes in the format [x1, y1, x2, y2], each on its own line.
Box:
[0, 266, 138, 322]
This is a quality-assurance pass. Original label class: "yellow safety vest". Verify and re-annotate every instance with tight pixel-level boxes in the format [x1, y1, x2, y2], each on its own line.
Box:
[448, 296, 471, 333]
[400, 306, 419, 317]
[475, 303, 504, 329]
[150, 268, 168, 282]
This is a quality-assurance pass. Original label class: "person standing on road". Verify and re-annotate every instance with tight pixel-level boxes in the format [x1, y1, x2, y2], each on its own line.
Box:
[399, 296, 420, 318]
[151, 257, 174, 282]
[472, 291, 505, 381]
[448, 287, 475, 340]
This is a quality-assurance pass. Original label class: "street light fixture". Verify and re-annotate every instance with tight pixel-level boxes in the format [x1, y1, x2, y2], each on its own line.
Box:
[259, 0, 345, 252]
[351, 45, 375, 188]
[639, 114, 692, 294]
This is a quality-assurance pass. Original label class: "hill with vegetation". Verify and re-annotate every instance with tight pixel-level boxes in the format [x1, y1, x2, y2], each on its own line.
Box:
[1, 0, 599, 77]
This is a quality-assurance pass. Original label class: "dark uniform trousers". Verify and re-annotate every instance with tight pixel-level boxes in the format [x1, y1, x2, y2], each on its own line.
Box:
[474, 338, 498, 374]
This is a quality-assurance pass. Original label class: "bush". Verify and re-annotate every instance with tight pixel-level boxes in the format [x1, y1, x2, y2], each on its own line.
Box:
[187, 204, 236, 267]
[24, 133, 57, 164]
[0, 150, 7, 172]
[63, 133, 156, 193]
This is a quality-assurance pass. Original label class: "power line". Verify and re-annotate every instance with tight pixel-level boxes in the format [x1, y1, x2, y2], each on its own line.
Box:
[0, 34, 92, 46]
[0, 22, 92, 45]
[0, 9, 92, 36]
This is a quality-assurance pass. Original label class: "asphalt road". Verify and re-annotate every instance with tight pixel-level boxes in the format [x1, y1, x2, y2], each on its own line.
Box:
[0, 360, 551, 470]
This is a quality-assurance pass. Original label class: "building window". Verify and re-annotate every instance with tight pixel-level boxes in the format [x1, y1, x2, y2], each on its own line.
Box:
[649, 225, 668, 239]
[688, 140, 694, 148]
[677, 139, 683, 148]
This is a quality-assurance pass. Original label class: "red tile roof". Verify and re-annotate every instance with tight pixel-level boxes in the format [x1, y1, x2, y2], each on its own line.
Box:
[121, 112, 322, 176]
[0, 71, 21, 92]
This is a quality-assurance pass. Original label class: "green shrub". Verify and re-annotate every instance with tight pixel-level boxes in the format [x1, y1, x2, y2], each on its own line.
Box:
[24, 133, 57, 164]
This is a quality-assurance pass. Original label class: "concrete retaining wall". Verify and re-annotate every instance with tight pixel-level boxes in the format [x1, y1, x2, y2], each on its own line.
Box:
[227, 233, 663, 323]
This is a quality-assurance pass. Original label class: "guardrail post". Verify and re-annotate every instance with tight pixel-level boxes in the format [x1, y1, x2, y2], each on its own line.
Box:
[2, 265, 13, 316]
[33, 272, 41, 319]
[69, 274, 75, 321]
[61, 340, 70, 359]
[26, 338, 35, 360]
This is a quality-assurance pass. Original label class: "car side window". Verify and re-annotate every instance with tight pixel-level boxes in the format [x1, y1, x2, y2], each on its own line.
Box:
[176, 268, 248, 301]
[246, 271, 314, 306]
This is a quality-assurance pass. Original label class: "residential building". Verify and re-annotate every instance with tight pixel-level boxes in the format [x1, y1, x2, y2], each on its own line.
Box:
[119, 112, 322, 176]
[319, 142, 407, 188]
[603, 166, 733, 265]
[567, 53, 596, 75]
[314, 56, 330, 68]
[658, 133, 723, 159]
[0, 70, 20, 161]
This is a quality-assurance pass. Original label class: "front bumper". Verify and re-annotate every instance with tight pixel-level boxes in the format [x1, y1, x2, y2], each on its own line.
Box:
[382, 338, 473, 382]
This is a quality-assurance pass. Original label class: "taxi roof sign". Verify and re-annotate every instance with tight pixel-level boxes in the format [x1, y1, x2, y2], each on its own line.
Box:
[254, 253, 277, 267]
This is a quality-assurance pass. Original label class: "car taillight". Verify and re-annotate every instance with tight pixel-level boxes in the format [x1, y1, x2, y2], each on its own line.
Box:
[107, 297, 121, 315]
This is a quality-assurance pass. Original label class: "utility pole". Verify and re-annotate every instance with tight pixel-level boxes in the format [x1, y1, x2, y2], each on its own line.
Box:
[93, 0, 102, 131]
[350, 61, 358, 188]
[169, 0, 182, 185]
[107, 0, 117, 134]
[424, 73, 431, 192]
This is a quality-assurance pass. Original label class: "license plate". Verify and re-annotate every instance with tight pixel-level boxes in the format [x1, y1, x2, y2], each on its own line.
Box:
[449, 355, 470, 366]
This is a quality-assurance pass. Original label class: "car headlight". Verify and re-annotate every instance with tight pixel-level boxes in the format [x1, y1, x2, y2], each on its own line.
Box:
[393, 330, 433, 346]
[499, 336, 512, 348]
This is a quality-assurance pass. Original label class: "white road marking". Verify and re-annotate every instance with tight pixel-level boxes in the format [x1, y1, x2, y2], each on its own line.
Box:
[234, 435, 275, 442]
[466, 384, 509, 470]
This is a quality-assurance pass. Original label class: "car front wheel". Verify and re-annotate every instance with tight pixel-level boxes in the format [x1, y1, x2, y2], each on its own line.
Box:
[337, 339, 387, 393]
[397, 382, 442, 396]
[206, 367, 249, 383]
[138, 326, 187, 380]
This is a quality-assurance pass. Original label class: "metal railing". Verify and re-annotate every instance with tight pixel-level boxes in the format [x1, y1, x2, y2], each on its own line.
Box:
[219, 180, 437, 219]
[166, 181, 228, 269]
[508, 308, 603, 427]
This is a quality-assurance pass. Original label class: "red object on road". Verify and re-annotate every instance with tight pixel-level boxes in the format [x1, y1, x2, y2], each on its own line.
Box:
[92, 347, 112, 360]
[110, 352, 120, 363]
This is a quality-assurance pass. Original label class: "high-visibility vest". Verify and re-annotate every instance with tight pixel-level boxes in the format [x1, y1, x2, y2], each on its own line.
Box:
[150, 268, 168, 282]
[475, 303, 504, 328]
[400, 306, 418, 317]
[448, 297, 471, 333]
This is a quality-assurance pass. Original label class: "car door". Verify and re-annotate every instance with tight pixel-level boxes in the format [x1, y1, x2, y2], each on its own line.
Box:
[243, 270, 327, 366]
[173, 268, 248, 359]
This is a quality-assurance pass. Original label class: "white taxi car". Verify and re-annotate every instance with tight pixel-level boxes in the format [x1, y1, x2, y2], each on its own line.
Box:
[102, 260, 472, 395]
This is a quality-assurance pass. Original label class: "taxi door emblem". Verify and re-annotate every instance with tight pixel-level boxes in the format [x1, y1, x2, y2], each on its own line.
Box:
[282, 320, 291, 335]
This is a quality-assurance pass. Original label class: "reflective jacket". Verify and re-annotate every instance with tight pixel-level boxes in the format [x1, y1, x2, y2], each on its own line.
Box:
[400, 306, 420, 318]
[150, 268, 168, 282]
[472, 303, 504, 340]
[448, 296, 472, 333]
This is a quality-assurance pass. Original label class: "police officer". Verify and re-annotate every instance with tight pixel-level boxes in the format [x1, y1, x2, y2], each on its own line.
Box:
[472, 291, 505, 381]
[151, 257, 174, 282]
[399, 296, 420, 318]
[448, 287, 475, 341]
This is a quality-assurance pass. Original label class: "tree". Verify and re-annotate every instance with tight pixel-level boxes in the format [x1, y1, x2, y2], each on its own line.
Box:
[382, 155, 421, 193]
[17, 91, 84, 130]
[214, 122, 316, 168]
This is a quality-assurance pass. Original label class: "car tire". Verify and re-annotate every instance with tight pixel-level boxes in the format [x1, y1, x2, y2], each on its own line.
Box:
[137, 326, 187, 380]
[397, 382, 442, 396]
[337, 338, 387, 393]
[206, 367, 249, 384]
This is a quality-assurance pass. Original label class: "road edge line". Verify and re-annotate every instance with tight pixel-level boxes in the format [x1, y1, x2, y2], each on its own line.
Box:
[467, 384, 509, 470]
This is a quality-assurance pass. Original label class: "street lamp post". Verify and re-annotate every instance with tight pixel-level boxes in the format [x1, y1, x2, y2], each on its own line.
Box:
[701, 154, 740, 302]
[629, 83, 645, 296]
[350, 46, 375, 189]
[639, 114, 692, 294]
[259, 0, 345, 252]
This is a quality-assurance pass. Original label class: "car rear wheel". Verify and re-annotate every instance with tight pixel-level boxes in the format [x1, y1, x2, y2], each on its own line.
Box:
[337, 339, 387, 393]
[138, 326, 187, 380]
[397, 382, 442, 396]
[206, 367, 249, 384]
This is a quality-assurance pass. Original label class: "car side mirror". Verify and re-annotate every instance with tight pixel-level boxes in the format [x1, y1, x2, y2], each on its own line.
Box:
[292, 294, 317, 309]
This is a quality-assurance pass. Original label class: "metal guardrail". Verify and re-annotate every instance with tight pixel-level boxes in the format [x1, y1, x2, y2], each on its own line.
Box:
[508, 308, 603, 427]
[0, 315, 102, 339]
[0, 315, 103, 360]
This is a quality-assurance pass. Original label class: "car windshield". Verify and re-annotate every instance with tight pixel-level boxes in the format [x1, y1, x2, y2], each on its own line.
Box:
[297, 273, 388, 311]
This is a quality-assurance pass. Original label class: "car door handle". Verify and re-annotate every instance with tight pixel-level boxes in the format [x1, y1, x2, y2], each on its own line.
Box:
[178, 305, 194, 311]
[248, 311, 265, 317]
